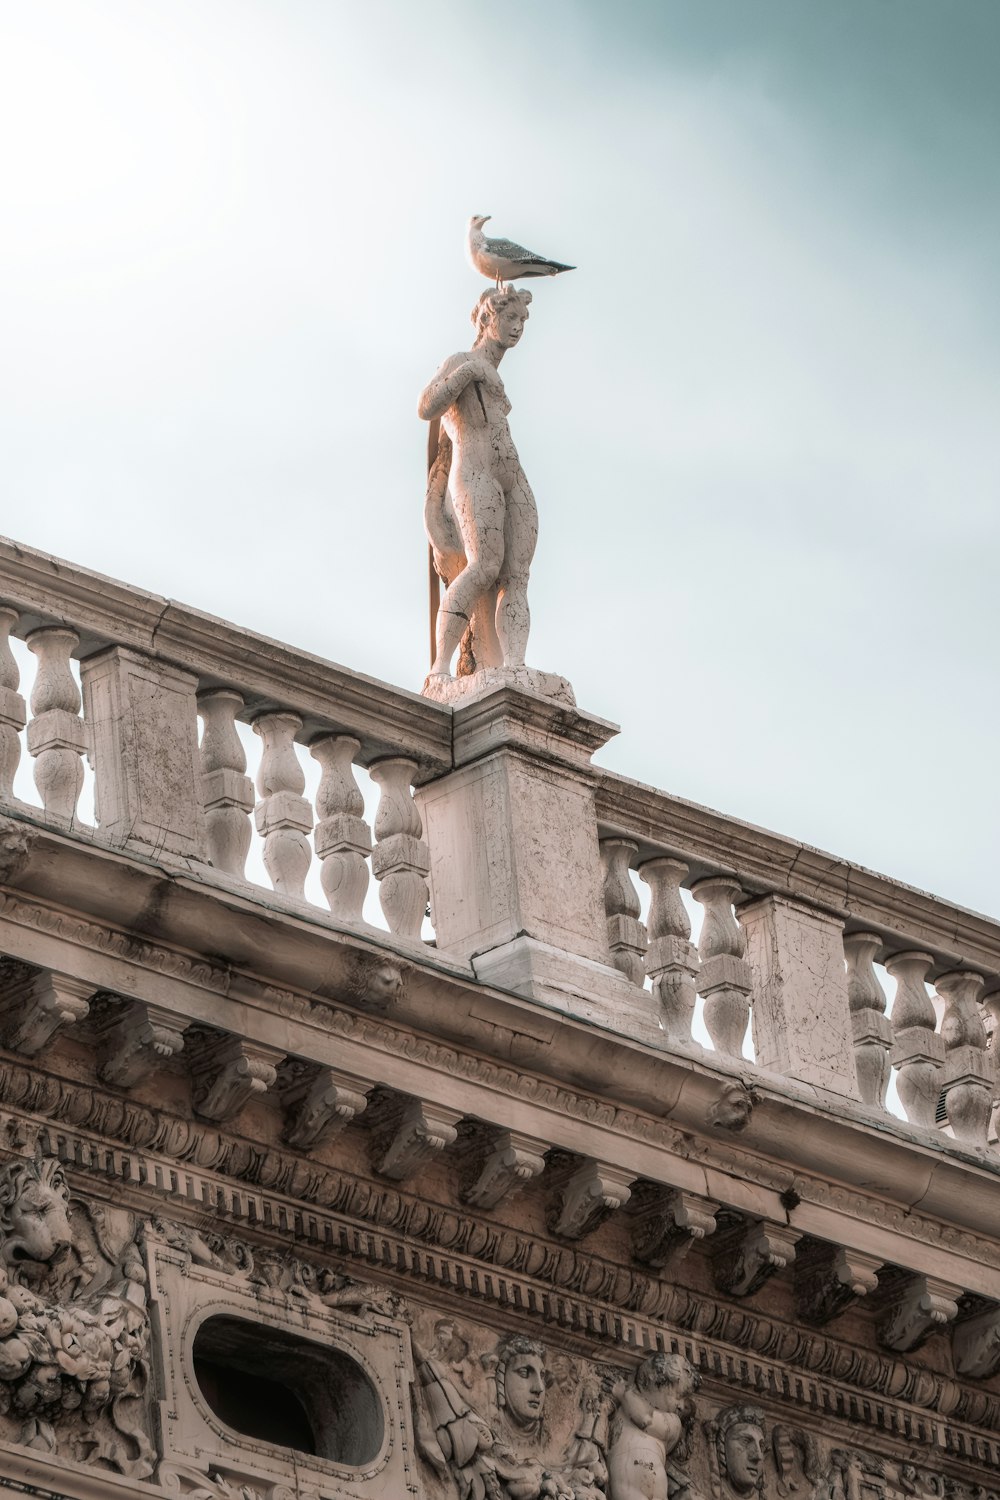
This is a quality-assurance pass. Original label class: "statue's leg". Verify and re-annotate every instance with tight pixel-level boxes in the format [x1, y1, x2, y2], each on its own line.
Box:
[469, 587, 503, 670]
[431, 475, 504, 677]
[495, 472, 538, 668]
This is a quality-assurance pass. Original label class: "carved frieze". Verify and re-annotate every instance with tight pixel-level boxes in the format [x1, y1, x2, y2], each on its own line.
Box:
[953, 1301, 1000, 1379]
[878, 1273, 961, 1353]
[374, 1096, 462, 1181]
[795, 1242, 882, 1326]
[463, 1127, 547, 1211]
[97, 999, 189, 1089]
[280, 1063, 373, 1150]
[713, 1220, 799, 1299]
[190, 1034, 283, 1123]
[630, 1184, 719, 1270]
[0, 969, 93, 1056]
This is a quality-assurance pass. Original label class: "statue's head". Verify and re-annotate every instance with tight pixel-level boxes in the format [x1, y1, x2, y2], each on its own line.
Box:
[493, 1332, 547, 1431]
[0, 1156, 73, 1267]
[635, 1351, 700, 1408]
[472, 286, 532, 349]
[712, 1404, 767, 1495]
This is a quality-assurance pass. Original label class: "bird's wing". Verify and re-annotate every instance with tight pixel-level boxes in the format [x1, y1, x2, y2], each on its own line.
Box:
[484, 236, 545, 263]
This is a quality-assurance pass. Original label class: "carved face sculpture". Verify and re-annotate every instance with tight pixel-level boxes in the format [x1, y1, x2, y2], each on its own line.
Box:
[495, 303, 527, 349]
[709, 1083, 755, 1132]
[495, 1335, 548, 1431]
[724, 1422, 766, 1493]
[0, 1159, 73, 1266]
[505, 1350, 546, 1427]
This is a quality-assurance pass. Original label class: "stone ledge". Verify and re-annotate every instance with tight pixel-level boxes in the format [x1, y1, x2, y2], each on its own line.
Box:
[0, 534, 453, 773]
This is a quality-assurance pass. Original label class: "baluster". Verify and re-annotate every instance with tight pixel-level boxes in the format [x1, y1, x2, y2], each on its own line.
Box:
[640, 857, 699, 1042]
[252, 711, 313, 897]
[600, 838, 645, 985]
[0, 608, 26, 800]
[198, 689, 254, 878]
[25, 627, 86, 824]
[311, 735, 371, 922]
[691, 877, 752, 1057]
[844, 932, 893, 1108]
[370, 757, 429, 938]
[937, 970, 992, 1147]
[886, 951, 943, 1128]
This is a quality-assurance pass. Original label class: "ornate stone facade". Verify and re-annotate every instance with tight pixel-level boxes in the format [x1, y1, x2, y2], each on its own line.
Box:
[0, 538, 996, 1499]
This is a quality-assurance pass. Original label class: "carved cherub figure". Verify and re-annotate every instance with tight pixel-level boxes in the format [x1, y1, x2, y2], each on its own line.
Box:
[607, 1353, 700, 1500]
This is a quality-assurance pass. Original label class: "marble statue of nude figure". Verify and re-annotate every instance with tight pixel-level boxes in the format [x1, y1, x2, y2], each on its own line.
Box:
[419, 286, 537, 682]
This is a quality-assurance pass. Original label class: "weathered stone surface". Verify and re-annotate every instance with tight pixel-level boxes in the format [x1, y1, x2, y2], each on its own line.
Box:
[740, 895, 860, 1097]
[81, 645, 208, 859]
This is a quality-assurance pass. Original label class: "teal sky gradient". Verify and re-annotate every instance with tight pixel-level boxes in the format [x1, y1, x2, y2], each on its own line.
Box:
[2, 0, 998, 915]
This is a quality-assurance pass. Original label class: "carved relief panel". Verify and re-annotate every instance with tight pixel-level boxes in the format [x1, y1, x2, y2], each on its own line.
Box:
[0, 1151, 152, 1479]
[146, 1222, 419, 1499]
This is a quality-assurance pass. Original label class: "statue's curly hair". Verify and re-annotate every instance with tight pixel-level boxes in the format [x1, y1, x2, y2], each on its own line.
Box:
[471, 286, 532, 339]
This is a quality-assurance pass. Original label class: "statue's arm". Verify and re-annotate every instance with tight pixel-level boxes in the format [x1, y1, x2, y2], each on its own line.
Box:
[418, 354, 478, 422]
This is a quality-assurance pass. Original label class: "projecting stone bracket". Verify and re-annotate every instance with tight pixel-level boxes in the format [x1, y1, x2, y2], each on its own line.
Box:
[714, 1219, 799, 1298]
[98, 1000, 189, 1089]
[952, 1303, 1000, 1379]
[282, 1066, 373, 1150]
[630, 1185, 719, 1269]
[548, 1159, 634, 1241]
[191, 1035, 283, 1123]
[0, 969, 94, 1056]
[463, 1129, 547, 1211]
[795, 1243, 882, 1326]
[375, 1098, 462, 1182]
[878, 1273, 960, 1353]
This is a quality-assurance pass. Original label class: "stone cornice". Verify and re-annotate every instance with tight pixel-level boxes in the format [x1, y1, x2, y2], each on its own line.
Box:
[596, 769, 1000, 979]
[1, 842, 1000, 1290]
[0, 535, 452, 773]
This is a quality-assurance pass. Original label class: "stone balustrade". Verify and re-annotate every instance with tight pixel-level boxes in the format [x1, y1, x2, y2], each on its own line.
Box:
[595, 772, 1000, 1152]
[0, 539, 996, 1164]
[0, 542, 450, 949]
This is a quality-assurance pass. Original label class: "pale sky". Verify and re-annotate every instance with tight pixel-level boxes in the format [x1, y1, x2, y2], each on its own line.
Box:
[2, 0, 999, 920]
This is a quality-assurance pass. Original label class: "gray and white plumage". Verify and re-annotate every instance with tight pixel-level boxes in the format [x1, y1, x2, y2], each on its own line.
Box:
[466, 214, 575, 285]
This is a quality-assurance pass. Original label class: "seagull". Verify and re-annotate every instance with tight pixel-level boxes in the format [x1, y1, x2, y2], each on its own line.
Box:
[466, 214, 575, 287]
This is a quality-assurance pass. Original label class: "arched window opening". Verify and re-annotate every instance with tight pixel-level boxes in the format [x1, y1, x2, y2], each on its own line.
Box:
[193, 1316, 384, 1465]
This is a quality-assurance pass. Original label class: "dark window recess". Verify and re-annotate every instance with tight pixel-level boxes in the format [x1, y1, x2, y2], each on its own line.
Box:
[935, 1089, 947, 1126]
[193, 1316, 384, 1465]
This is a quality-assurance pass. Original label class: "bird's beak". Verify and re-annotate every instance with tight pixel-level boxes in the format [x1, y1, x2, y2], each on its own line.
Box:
[482, 215, 491, 224]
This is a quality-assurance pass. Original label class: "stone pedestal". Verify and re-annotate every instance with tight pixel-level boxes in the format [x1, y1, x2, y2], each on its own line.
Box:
[417, 685, 651, 1029]
[740, 893, 860, 1099]
[81, 646, 209, 861]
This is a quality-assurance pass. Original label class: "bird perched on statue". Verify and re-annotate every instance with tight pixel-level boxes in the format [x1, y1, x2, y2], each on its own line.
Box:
[466, 214, 575, 287]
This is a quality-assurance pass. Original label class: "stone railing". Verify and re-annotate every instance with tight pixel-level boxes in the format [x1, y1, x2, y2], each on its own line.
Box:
[596, 769, 1000, 1150]
[0, 541, 452, 946]
[0, 538, 996, 1159]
